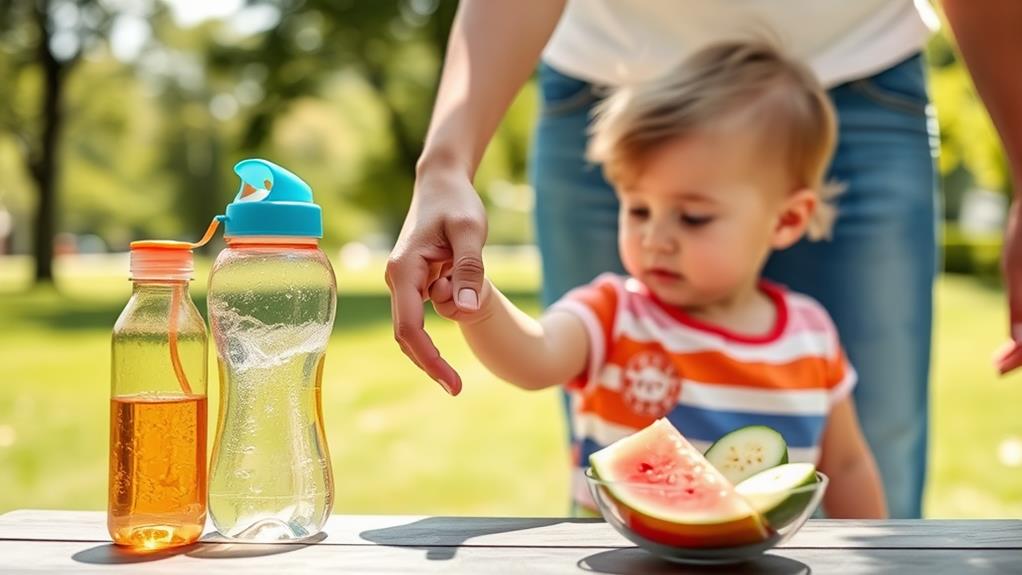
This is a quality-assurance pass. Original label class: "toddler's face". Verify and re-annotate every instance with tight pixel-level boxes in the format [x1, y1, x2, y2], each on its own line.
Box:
[616, 130, 797, 309]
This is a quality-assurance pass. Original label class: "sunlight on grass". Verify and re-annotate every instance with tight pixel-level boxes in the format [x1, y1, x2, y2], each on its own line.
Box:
[0, 249, 570, 516]
[927, 275, 1022, 518]
[1, 253, 1020, 517]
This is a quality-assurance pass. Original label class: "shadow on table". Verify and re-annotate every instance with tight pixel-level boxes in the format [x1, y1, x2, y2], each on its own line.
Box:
[188, 531, 328, 559]
[72, 543, 199, 565]
[360, 516, 590, 561]
[578, 549, 811, 575]
[72, 532, 327, 564]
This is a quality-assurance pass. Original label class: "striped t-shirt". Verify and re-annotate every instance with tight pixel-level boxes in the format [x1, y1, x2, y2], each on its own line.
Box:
[551, 273, 856, 507]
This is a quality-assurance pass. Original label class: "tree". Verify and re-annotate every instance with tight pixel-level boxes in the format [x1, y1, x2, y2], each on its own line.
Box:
[0, 0, 112, 284]
[211, 0, 459, 239]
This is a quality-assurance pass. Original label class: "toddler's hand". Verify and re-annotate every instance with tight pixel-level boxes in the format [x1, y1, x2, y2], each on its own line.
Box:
[429, 275, 493, 324]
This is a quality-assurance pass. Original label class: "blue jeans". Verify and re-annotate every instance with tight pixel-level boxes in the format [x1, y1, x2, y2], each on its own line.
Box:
[530, 54, 938, 519]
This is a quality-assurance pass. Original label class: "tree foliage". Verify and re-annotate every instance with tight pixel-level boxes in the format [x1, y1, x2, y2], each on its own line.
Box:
[0, 1, 1011, 287]
[0, 0, 117, 282]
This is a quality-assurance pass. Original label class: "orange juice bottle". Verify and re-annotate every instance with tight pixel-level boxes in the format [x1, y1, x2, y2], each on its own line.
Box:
[108, 242, 208, 549]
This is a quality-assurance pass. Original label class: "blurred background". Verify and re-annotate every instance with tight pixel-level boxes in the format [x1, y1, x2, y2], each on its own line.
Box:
[0, 1, 1019, 518]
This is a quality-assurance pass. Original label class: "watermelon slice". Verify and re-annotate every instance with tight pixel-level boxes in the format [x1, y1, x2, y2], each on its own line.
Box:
[589, 419, 770, 548]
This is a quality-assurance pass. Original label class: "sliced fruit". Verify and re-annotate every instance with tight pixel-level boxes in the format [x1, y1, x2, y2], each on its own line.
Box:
[589, 418, 769, 548]
[735, 463, 818, 529]
[704, 425, 788, 484]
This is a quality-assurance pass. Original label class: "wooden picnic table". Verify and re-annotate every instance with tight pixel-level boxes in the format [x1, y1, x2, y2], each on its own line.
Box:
[1, 510, 1019, 573]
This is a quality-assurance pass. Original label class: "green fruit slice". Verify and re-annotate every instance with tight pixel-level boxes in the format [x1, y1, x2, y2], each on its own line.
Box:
[704, 425, 789, 484]
[735, 463, 818, 529]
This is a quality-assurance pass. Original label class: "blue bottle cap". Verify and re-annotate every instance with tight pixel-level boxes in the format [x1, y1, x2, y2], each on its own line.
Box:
[223, 159, 323, 238]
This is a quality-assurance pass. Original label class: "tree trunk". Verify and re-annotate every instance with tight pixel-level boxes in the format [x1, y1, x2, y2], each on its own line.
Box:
[31, 0, 63, 285]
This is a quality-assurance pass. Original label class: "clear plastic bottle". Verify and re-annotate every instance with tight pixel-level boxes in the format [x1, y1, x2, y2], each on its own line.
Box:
[109, 244, 207, 549]
[206, 159, 336, 541]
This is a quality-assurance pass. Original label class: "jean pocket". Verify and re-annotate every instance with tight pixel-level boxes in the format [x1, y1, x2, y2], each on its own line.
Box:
[538, 62, 599, 117]
[849, 54, 929, 116]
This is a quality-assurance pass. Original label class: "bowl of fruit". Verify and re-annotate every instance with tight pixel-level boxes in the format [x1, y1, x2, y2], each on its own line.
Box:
[584, 419, 826, 565]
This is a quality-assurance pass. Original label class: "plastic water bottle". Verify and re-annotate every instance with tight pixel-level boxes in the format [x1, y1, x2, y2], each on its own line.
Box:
[109, 242, 207, 549]
[206, 159, 337, 541]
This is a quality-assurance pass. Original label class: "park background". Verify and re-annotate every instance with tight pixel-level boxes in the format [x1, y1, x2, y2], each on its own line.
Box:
[0, 1, 1020, 518]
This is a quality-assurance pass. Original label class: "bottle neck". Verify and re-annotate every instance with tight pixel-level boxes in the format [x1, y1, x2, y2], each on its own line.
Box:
[130, 279, 191, 294]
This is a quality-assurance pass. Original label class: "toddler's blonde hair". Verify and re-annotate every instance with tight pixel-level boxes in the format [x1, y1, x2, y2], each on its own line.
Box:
[587, 39, 841, 240]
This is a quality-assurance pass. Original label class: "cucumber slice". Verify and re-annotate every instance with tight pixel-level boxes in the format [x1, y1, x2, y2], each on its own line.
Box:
[735, 463, 818, 529]
[704, 425, 788, 484]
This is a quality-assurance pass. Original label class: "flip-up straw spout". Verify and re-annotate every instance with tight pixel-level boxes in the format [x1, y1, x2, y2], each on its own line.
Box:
[129, 215, 225, 395]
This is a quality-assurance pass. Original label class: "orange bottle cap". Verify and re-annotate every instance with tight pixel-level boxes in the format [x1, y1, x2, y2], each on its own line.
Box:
[127, 217, 223, 281]
[129, 240, 194, 250]
[129, 244, 194, 281]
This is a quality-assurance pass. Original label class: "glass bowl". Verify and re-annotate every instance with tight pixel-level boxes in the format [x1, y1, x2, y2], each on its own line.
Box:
[584, 468, 828, 565]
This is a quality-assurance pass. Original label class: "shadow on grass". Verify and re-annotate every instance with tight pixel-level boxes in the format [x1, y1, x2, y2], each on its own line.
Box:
[2, 290, 541, 332]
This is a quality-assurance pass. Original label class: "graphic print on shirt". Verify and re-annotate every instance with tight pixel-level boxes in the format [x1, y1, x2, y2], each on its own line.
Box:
[621, 349, 681, 419]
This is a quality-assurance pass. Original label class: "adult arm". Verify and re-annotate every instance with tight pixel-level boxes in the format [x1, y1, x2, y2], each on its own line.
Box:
[385, 0, 566, 394]
[942, 1, 1022, 374]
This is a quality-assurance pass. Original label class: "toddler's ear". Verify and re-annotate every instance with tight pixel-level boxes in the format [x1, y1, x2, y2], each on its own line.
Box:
[771, 188, 816, 249]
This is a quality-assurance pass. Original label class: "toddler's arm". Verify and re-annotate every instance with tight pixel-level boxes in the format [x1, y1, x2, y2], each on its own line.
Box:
[818, 397, 888, 518]
[429, 276, 589, 390]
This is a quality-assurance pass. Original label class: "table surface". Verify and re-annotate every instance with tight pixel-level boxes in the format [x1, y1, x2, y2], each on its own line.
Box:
[1, 510, 1020, 574]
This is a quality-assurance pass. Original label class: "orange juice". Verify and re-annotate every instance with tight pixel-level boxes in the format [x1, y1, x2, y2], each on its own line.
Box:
[108, 394, 207, 548]
[110, 247, 208, 549]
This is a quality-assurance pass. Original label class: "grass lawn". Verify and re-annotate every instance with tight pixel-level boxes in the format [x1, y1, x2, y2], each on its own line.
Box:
[1, 251, 1020, 518]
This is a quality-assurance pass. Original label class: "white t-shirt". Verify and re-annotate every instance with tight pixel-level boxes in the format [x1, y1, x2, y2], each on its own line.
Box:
[542, 0, 939, 87]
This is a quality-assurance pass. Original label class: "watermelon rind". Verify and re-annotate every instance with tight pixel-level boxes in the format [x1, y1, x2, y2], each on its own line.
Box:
[588, 419, 768, 546]
[734, 463, 818, 529]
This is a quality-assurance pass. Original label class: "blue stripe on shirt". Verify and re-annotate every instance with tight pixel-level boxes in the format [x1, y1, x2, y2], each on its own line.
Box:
[666, 405, 826, 448]
[579, 437, 608, 469]
[575, 407, 826, 470]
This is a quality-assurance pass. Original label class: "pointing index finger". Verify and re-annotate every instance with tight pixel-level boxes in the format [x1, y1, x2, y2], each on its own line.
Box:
[387, 256, 463, 395]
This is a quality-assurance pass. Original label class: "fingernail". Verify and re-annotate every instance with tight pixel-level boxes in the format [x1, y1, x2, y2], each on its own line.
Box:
[457, 288, 479, 310]
[433, 376, 454, 395]
[447, 378, 462, 396]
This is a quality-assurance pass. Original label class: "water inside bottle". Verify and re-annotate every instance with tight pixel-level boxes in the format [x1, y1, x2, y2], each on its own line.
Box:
[207, 293, 334, 541]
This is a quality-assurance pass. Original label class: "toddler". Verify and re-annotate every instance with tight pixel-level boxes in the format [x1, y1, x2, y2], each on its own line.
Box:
[428, 40, 887, 518]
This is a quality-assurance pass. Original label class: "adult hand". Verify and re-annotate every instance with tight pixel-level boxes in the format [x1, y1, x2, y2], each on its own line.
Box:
[996, 198, 1022, 374]
[941, 1, 1022, 375]
[385, 168, 487, 395]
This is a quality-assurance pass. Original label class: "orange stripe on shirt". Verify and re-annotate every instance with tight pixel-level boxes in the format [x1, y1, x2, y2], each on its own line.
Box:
[606, 337, 844, 391]
[567, 275, 619, 337]
[576, 384, 663, 430]
[561, 275, 620, 391]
